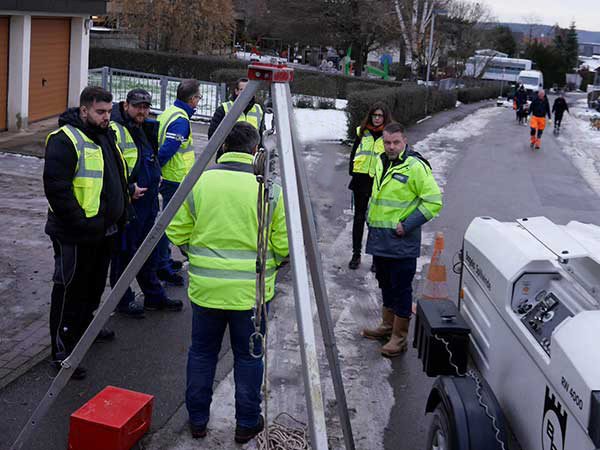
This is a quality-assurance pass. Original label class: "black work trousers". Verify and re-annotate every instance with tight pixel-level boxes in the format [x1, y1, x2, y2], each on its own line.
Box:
[49, 236, 115, 360]
[351, 191, 370, 255]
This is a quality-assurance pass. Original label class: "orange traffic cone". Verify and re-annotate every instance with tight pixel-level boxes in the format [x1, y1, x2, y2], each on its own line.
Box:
[421, 232, 449, 300]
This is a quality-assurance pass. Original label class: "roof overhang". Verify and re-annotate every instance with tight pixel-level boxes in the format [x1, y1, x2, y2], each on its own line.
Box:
[0, 0, 107, 15]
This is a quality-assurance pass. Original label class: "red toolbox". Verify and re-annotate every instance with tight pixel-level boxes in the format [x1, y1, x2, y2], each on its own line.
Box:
[68, 386, 154, 450]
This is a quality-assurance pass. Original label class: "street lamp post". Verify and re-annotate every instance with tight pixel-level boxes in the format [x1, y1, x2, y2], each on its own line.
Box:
[424, 9, 447, 115]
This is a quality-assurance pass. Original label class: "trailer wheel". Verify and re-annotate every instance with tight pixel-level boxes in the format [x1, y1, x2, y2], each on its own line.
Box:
[426, 404, 454, 450]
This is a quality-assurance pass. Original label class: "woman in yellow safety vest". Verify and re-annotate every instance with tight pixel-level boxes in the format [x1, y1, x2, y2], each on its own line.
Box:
[348, 102, 392, 271]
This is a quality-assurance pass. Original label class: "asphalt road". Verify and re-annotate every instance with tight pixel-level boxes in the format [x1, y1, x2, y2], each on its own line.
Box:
[2, 96, 598, 450]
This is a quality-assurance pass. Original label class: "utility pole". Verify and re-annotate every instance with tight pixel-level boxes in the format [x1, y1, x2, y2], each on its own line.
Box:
[425, 9, 447, 114]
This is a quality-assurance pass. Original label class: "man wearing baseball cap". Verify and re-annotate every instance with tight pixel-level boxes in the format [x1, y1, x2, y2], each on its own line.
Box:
[109, 88, 183, 317]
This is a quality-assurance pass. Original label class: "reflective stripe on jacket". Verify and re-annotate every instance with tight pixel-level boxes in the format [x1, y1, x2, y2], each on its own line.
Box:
[166, 151, 289, 310]
[110, 121, 138, 176]
[352, 126, 384, 177]
[366, 150, 442, 258]
[222, 101, 263, 130]
[158, 105, 195, 182]
[46, 125, 106, 218]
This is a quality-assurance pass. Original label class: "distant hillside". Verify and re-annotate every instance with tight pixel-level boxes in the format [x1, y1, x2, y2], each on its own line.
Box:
[495, 22, 600, 43]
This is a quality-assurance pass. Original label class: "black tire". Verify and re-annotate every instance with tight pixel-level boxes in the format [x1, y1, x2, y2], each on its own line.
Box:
[426, 404, 454, 450]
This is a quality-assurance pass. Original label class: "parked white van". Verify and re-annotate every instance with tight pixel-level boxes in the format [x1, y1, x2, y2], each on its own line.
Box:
[517, 70, 544, 99]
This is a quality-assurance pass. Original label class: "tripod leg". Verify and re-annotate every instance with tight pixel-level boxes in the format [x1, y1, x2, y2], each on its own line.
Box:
[271, 82, 329, 450]
[283, 84, 356, 450]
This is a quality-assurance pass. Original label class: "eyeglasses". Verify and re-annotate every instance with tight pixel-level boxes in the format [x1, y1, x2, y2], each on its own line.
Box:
[372, 113, 384, 118]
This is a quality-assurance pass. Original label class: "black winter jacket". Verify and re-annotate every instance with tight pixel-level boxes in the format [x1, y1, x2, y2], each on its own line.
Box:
[529, 96, 552, 119]
[552, 97, 569, 116]
[207, 98, 265, 139]
[43, 108, 129, 244]
[110, 102, 160, 189]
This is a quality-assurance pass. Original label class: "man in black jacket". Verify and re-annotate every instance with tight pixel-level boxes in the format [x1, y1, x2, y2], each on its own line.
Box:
[44, 86, 129, 379]
[109, 89, 183, 317]
[208, 78, 265, 160]
[552, 93, 569, 131]
[528, 90, 552, 149]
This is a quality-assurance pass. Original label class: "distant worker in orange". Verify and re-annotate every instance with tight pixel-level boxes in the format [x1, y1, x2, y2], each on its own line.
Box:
[528, 89, 551, 149]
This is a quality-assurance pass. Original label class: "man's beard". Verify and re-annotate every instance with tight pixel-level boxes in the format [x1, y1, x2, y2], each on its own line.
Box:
[85, 116, 109, 132]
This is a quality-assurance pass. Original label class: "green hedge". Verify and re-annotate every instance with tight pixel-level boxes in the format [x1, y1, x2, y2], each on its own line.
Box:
[346, 87, 457, 139]
[90, 47, 247, 80]
[89, 47, 403, 99]
[457, 87, 494, 103]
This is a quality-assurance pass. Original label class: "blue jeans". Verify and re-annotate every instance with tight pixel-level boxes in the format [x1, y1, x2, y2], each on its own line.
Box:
[187, 303, 267, 428]
[157, 180, 178, 272]
[373, 256, 417, 318]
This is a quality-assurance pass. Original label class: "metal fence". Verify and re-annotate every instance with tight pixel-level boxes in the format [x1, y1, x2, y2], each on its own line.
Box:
[88, 67, 227, 121]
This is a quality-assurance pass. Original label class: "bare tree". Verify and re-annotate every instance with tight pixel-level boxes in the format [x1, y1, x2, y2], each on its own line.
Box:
[439, 0, 495, 78]
[113, 0, 235, 54]
[392, 0, 451, 74]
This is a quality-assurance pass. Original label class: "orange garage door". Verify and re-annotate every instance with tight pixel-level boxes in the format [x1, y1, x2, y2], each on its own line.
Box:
[29, 17, 70, 122]
[0, 17, 8, 130]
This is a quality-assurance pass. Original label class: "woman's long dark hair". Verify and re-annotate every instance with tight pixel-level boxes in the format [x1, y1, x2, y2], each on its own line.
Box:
[358, 102, 392, 139]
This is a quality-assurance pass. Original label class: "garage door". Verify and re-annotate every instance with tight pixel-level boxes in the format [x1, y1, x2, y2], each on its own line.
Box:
[29, 17, 70, 122]
[0, 17, 8, 130]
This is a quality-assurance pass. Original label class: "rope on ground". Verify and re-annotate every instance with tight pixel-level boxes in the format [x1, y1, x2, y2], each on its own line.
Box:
[256, 412, 310, 450]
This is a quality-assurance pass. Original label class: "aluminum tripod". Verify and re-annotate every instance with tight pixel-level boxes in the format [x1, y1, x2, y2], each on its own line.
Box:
[11, 64, 355, 450]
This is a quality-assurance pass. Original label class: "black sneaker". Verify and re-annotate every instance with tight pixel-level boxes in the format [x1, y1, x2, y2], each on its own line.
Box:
[157, 269, 185, 286]
[190, 421, 208, 439]
[145, 297, 183, 312]
[234, 415, 264, 444]
[116, 301, 145, 319]
[171, 260, 184, 271]
[348, 254, 360, 270]
[94, 328, 115, 343]
[52, 361, 87, 380]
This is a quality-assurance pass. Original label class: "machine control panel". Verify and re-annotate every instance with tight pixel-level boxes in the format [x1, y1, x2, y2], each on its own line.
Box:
[520, 292, 572, 355]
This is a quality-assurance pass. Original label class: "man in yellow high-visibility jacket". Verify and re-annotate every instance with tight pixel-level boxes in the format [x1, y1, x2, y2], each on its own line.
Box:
[43, 87, 129, 379]
[156, 79, 202, 285]
[363, 122, 442, 358]
[208, 77, 265, 159]
[167, 122, 288, 443]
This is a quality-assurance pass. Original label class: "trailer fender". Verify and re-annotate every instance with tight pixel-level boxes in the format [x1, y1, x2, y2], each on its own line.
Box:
[425, 375, 509, 450]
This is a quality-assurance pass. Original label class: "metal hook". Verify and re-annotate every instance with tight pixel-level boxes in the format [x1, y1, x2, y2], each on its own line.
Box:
[249, 331, 265, 359]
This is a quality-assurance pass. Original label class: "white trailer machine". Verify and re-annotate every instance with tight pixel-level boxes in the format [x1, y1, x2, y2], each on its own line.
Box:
[420, 216, 600, 450]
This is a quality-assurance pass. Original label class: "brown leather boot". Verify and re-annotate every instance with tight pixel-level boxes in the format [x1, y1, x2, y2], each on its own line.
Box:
[381, 316, 410, 357]
[361, 307, 394, 340]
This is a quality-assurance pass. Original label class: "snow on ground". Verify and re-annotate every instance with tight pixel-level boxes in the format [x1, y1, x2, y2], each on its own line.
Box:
[412, 106, 503, 193]
[264, 107, 348, 143]
[557, 97, 600, 196]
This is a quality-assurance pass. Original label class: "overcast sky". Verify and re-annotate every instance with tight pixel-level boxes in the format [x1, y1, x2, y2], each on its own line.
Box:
[481, 0, 600, 31]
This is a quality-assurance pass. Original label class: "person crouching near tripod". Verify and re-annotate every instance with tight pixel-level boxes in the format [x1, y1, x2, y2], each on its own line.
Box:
[362, 123, 442, 357]
[166, 122, 289, 443]
[529, 89, 551, 149]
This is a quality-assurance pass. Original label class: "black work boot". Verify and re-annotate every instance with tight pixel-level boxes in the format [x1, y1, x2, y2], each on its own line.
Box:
[190, 421, 208, 439]
[235, 415, 264, 444]
[116, 300, 146, 319]
[348, 253, 361, 270]
[145, 297, 183, 312]
[94, 328, 115, 343]
[51, 360, 87, 380]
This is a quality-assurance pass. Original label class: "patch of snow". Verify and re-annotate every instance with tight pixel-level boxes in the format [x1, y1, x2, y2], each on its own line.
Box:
[455, 101, 462, 108]
[335, 99, 348, 110]
[557, 102, 600, 197]
[293, 108, 348, 143]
